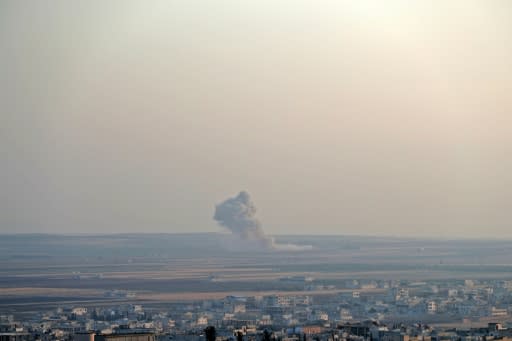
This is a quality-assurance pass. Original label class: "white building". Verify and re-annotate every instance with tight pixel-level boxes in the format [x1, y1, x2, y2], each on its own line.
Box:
[314, 311, 329, 321]
[340, 309, 353, 321]
[491, 307, 508, 317]
[427, 301, 437, 314]
[197, 316, 208, 326]
[234, 304, 246, 313]
[72, 307, 88, 316]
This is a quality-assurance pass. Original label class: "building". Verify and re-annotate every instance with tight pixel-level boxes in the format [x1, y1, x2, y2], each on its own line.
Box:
[0, 333, 32, 341]
[427, 301, 437, 314]
[81, 332, 155, 341]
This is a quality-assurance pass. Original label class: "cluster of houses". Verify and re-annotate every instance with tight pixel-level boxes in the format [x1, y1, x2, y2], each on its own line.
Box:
[2, 278, 512, 341]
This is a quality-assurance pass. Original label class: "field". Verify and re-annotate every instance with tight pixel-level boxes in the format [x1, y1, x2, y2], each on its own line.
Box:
[1, 233, 512, 316]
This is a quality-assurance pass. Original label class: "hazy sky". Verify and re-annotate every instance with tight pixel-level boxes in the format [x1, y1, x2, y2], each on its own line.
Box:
[2, 1, 511, 237]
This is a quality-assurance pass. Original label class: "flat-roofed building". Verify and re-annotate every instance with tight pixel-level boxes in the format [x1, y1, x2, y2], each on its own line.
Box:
[92, 332, 155, 341]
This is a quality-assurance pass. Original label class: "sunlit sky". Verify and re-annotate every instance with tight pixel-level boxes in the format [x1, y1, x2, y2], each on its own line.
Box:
[2, 1, 511, 237]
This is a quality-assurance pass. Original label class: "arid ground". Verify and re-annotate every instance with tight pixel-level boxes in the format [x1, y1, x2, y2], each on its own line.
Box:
[1, 234, 512, 316]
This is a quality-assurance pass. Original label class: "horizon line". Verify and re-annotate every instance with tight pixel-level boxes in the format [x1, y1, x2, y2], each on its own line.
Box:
[0, 231, 510, 242]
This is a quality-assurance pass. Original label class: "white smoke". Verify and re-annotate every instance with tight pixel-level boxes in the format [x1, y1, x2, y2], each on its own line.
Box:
[213, 191, 312, 251]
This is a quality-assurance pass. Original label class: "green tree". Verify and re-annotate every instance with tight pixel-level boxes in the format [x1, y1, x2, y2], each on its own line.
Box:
[236, 331, 243, 341]
[263, 330, 272, 341]
[205, 326, 216, 341]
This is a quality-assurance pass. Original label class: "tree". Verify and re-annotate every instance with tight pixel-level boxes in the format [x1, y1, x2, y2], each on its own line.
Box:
[236, 331, 244, 341]
[263, 330, 272, 341]
[205, 326, 216, 341]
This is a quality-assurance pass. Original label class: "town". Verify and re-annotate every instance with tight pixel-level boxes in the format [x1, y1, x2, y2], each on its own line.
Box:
[3, 277, 512, 341]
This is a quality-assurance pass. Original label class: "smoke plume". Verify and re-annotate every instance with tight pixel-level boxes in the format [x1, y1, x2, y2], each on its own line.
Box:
[213, 191, 312, 251]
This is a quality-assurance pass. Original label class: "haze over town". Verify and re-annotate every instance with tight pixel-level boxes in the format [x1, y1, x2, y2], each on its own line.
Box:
[2, 3, 512, 341]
